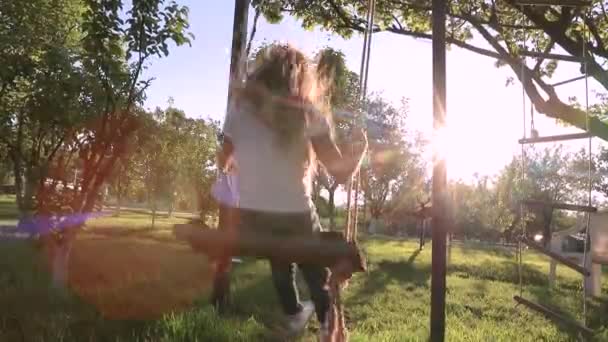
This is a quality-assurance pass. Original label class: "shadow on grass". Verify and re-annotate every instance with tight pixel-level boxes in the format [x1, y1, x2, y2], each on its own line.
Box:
[455, 242, 516, 259]
[448, 259, 581, 290]
[407, 248, 422, 264]
[351, 248, 432, 303]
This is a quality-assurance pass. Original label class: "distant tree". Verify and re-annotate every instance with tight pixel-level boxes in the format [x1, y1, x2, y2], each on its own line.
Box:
[362, 96, 426, 234]
[0, 144, 12, 185]
[591, 146, 608, 203]
[494, 146, 586, 245]
[315, 47, 361, 230]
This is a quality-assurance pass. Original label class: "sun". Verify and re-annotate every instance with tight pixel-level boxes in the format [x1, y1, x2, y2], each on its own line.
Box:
[433, 120, 483, 182]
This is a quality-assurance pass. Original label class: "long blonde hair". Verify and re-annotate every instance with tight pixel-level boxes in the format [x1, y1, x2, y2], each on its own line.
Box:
[239, 44, 332, 145]
[236, 43, 335, 179]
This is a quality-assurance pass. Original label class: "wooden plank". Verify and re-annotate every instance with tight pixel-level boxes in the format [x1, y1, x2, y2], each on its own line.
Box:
[551, 75, 587, 87]
[513, 296, 594, 336]
[520, 50, 584, 62]
[518, 132, 591, 144]
[513, 0, 591, 7]
[519, 237, 591, 276]
[173, 224, 367, 272]
[521, 199, 597, 213]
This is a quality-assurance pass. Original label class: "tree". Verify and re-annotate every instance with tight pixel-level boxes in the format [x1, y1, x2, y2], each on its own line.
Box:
[493, 160, 521, 242]
[0, 143, 12, 185]
[254, 0, 608, 138]
[134, 111, 168, 228]
[361, 96, 427, 233]
[0, 0, 193, 288]
[591, 145, 608, 201]
[315, 47, 362, 230]
[0, 0, 87, 218]
[456, 175, 514, 241]
[494, 146, 586, 244]
[176, 117, 219, 220]
[107, 156, 137, 216]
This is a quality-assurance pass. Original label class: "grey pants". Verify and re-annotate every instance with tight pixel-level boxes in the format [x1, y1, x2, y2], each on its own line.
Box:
[238, 207, 330, 324]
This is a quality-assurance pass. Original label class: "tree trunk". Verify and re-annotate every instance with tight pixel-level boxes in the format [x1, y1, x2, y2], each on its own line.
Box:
[42, 231, 76, 291]
[12, 154, 24, 213]
[151, 195, 157, 229]
[13, 112, 25, 214]
[116, 167, 122, 216]
[168, 190, 175, 218]
[362, 196, 367, 232]
[328, 186, 336, 231]
[15, 164, 38, 236]
[152, 199, 156, 229]
[22, 170, 36, 215]
[368, 214, 380, 235]
[542, 206, 553, 248]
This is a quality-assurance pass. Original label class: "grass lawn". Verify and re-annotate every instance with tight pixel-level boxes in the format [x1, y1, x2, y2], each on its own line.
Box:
[1, 196, 608, 341]
[0, 194, 18, 226]
[83, 208, 196, 241]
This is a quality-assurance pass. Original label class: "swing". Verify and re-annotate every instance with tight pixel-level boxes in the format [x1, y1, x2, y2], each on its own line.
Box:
[513, 1, 596, 337]
[174, 1, 377, 340]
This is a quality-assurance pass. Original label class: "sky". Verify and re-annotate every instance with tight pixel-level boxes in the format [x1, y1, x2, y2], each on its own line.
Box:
[142, 1, 605, 183]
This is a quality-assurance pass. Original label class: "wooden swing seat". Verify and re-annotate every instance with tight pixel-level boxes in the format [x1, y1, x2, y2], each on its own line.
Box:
[174, 224, 367, 272]
[520, 199, 597, 213]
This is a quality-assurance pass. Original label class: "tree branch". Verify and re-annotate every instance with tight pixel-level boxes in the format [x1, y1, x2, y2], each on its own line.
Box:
[46, 136, 66, 164]
[324, 0, 507, 61]
[386, 25, 505, 60]
[533, 39, 555, 74]
[127, 15, 148, 110]
[246, 8, 261, 58]
[511, 2, 608, 89]
[583, 16, 604, 51]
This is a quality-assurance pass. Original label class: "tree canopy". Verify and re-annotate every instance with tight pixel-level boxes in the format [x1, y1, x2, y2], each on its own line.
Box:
[253, 0, 608, 139]
[0, 0, 192, 224]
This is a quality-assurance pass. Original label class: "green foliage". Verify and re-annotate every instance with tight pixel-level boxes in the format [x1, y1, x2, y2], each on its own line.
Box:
[363, 95, 427, 220]
[114, 106, 219, 218]
[451, 146, 593, 242]
[450, 176, 514, 241]
[315, 47, 359, 111]
[592, 145, 608, 199]
[254, 0, 608, 136]
[0, 0, 193, 223]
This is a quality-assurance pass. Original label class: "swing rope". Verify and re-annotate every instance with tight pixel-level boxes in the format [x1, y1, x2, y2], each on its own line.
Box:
[581, 9, 592, 322]
[328, 1, 374, 340]
[517, 4, 527, 300]
[345, 0, 374, 244]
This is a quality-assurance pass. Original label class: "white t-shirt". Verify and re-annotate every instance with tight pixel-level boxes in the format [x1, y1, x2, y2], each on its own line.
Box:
[223, 98, 331, 213]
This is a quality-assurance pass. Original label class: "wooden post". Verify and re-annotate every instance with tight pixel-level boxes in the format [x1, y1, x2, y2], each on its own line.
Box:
[226, 0, 249, 106]
[431, 0, 447, 341]
[212, 0, 250, 313]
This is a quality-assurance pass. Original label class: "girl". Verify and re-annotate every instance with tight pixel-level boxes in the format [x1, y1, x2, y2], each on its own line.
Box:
[218, 44, 367, 338]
